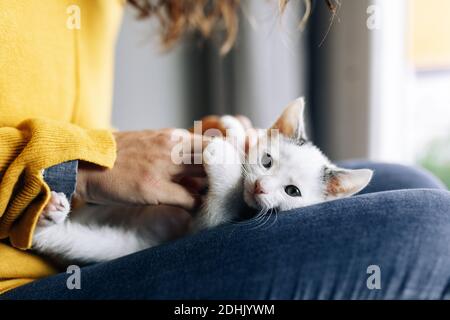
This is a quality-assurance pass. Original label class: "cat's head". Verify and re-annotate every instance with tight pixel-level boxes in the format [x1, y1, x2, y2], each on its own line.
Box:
[243, 97, 373, 212]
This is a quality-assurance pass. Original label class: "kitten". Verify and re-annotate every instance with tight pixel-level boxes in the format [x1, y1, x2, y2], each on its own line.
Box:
[32, 97, 373, 264]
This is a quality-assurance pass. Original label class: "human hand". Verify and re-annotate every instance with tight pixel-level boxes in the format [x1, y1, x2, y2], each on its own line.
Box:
[75, 129, 209, 210]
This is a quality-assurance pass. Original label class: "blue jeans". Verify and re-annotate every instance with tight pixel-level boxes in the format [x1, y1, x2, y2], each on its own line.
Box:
[3, 161, 450, 299]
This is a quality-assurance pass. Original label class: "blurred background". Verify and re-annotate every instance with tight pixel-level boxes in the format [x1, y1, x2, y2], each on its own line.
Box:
[112, 0, 450, 188]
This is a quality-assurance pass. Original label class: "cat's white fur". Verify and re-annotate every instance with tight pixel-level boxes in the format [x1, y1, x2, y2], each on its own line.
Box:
[33, 97, 373, 264]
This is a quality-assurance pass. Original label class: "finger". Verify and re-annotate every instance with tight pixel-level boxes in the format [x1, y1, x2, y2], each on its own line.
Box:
[188, 133, 211, 151]
[245, 128, 258, 153]
[186, 134, 211, 165]
[179, 177, 208, 194]
[171, 163, 206, 177]
[174, 131, 211, 151]
[159, 183, 201, 211]
[235, 115, 253, 130]
[170, 131, 211, 165]
[190, 116, 227, 136]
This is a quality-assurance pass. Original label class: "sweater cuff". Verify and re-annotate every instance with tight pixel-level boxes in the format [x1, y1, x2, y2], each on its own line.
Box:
[43, 160, 78, 202]
[4, 119, 117, 249]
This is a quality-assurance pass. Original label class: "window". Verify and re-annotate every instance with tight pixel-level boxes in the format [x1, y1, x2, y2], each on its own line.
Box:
[370, 0, 450, 187]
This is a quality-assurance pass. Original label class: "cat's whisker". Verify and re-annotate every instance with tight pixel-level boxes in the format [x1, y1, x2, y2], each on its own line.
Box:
[258, 208, 274, 230]
[250, 207, 273, 231]
[230, 212, 263, 226]
[229, 207, 266, 227]
[246, 209, 269, 227]
[246, 208, 270, 230]
[263, 208, 279, 230]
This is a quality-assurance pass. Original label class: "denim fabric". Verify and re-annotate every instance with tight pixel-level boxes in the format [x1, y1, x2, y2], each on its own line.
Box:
[43, 160, 78, 201]
[4, 161, 450, 300]
[340, 160, 447, 194]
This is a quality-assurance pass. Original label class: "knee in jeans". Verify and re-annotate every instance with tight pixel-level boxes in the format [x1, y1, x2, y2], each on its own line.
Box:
[379, 189, 450, 246]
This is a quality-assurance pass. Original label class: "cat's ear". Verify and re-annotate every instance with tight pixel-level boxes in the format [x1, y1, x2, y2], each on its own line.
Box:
[323, 167, 373, 199]
[270, 97, 307, 143]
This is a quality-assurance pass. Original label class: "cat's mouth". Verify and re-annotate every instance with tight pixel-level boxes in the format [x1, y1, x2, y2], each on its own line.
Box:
[243, 188, 270, 210]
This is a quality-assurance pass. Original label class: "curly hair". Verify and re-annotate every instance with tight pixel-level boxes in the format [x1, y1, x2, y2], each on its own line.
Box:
[127, 0, 338, 54]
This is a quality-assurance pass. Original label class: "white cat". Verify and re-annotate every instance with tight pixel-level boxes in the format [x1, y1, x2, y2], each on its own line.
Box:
[32, 98, 373, 264]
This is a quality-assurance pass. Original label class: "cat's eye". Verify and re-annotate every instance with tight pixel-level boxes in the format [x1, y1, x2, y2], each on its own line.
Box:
[261, 153, 272, 169]
[285, 185, 302, 197]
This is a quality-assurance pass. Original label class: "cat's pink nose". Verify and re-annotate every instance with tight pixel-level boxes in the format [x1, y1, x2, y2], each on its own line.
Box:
[254, 180, 267, 194]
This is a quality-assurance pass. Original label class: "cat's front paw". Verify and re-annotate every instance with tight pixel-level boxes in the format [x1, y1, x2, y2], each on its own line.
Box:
[203, 138, 240, 167]
[37, 191, 70, 228]
[203, 139, 223, 166]
[220, 115, 246, 148]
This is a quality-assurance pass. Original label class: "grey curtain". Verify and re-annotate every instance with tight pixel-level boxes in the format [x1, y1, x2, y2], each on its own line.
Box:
[113, 0, 373, 160]
[183, 0, 308, 129]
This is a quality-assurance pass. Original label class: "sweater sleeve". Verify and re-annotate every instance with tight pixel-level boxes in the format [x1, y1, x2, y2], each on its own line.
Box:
[0, 118, 116, 249]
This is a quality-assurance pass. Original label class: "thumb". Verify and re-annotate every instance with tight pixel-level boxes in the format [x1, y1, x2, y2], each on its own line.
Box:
[158, 182, 201, 211]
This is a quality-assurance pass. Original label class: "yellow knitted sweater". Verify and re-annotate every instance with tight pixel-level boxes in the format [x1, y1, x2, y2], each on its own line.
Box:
[0, 0, 123, 293]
